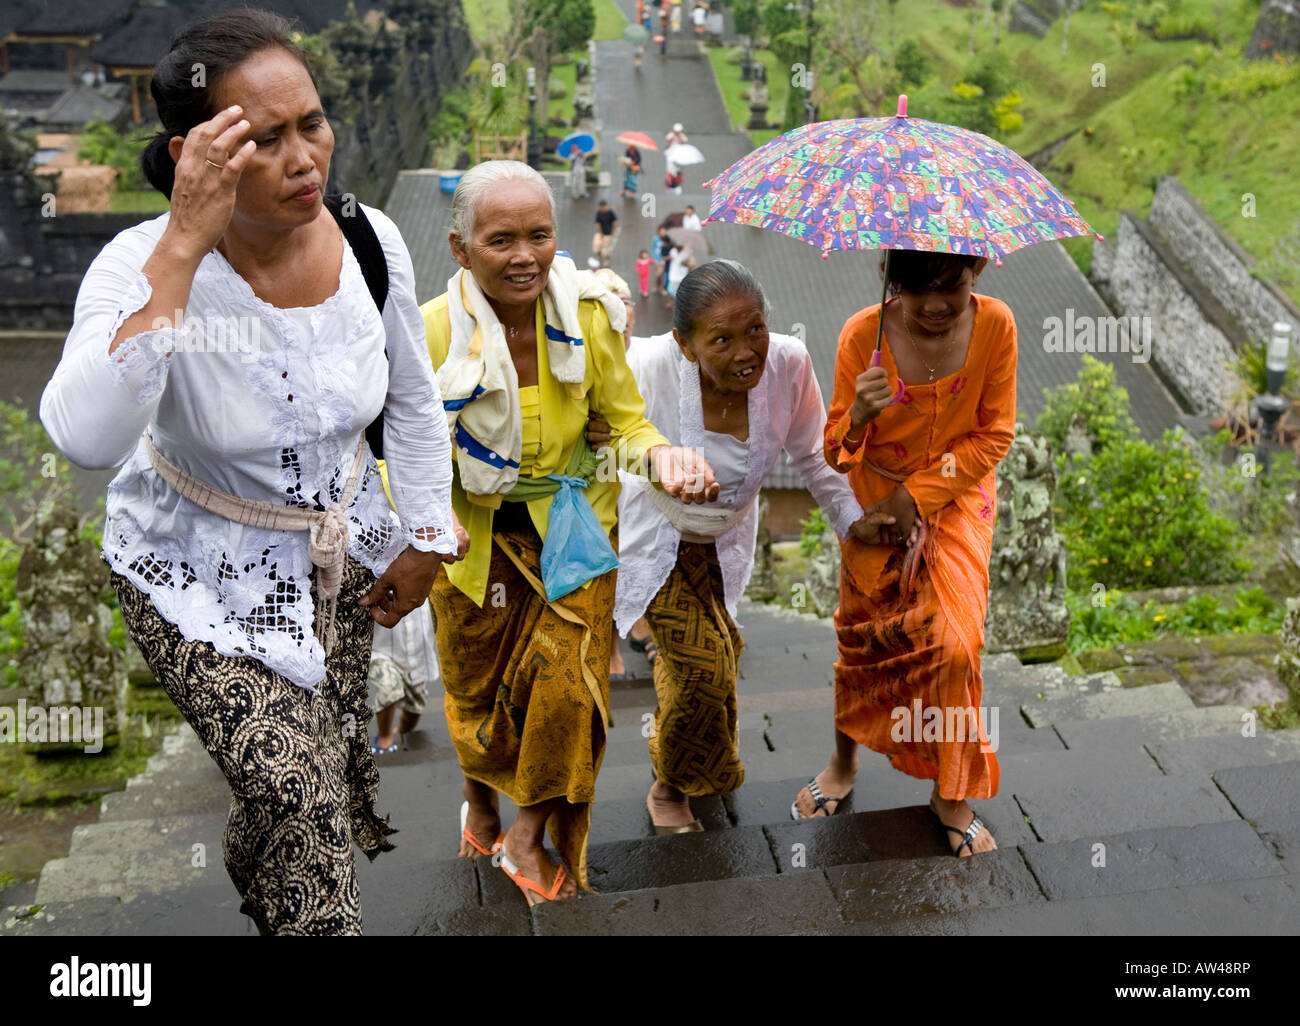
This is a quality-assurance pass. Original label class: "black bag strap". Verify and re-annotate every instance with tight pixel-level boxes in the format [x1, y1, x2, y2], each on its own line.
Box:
[324, 193, 389, 460]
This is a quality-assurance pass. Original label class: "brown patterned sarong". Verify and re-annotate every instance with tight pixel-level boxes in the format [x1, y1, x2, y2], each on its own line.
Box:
[645, 541, 745, 797]
[430, 523, 613, 892]
[111, 555, 392, 936]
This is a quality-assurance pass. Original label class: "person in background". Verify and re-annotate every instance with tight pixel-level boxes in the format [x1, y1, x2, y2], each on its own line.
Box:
[635, 250, 654, 299]
[682, 205, 702, 232]
[692, 1, 708, 38]
[621, 144, 643, 199]
[666, 244, 694, 301]
[368, 611, 439, 754]
[569, 148, 589, 199]
[592, 199, 618, 267]
[651, 225, 672, 296]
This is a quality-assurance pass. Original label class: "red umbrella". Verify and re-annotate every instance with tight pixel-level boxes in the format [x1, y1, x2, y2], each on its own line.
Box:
[617, 130, 659, 151]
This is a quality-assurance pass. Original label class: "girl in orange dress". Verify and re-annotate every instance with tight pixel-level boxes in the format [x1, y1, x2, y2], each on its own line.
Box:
[791, 249, 1017, 856]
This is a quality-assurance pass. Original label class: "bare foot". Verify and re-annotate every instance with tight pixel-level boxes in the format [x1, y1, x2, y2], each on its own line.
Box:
[647, 780, 696, 828]
[500, 831, 578, 905]
[459, 780, 502, 858]
[930, 786, 997, 857]
[792, 759, 857, 819]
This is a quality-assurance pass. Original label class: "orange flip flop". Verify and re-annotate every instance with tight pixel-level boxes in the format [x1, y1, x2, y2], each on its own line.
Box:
[499, 844, 569, 906]
[459, 801, 504, 856]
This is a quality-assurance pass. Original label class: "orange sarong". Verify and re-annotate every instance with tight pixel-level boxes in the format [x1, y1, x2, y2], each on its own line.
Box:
[824, 294, 1017, 801]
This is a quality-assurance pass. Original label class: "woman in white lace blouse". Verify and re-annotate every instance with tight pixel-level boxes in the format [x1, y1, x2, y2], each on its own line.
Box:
[610, 260, 894, 832]
[39, 10, 463, 936]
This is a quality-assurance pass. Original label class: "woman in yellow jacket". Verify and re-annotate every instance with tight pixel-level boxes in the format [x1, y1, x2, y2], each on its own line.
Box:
[422, 161, 718, 904]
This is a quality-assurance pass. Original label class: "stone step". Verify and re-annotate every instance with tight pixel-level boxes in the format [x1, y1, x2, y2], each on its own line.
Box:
[862, 873, 1300, 936]
[1000, 745, 1238, 843]
[2, 883, 255, 937]
[69, 812, 228, 858]
[1148, 727, 1300, 778]
[1051, 705, 1251, 751]
[1212, 760, 1300, 871]
[1017, 819, 1287, 902]
[1021, 679, 1194, 727]
[35, 846, 232, 904]
[98, 772, 231, 823]
[144, 747, 216, 775]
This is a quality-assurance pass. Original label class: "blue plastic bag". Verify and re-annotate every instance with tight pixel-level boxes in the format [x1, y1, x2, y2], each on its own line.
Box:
[540, 474, 619, 601]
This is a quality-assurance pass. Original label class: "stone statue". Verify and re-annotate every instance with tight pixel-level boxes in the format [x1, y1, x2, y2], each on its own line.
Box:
[14, 500, 128, 752]
[1275, 597, 1300, 712]
[985, 423, 1071, 660]
[746, 493, 777, 602]
[746, 68, 770, 131]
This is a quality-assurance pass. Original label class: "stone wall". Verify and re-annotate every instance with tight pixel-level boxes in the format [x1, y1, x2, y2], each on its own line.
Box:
[1148, 177, 1300, 348]
[1090, 177, 1300, 418]
[1247, 0, 1300, 58]
[322, 0, 473, 208]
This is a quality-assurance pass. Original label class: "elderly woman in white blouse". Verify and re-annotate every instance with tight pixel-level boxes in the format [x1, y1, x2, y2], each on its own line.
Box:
[39, 10, 463, 936]
[607, 260, 895, 831]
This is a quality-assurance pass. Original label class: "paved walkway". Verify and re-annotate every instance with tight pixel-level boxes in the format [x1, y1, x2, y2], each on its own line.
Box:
[388, 24, 1184, 455]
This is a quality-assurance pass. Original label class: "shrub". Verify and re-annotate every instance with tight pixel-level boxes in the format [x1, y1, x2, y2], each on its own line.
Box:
[1035, 355, 1140, 457]
[799, 507, 829, 558]
[1056, 429, 1250, 590]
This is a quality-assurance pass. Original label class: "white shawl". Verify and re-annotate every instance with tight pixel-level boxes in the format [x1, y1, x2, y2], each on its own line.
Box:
[439, 254, 627, 500]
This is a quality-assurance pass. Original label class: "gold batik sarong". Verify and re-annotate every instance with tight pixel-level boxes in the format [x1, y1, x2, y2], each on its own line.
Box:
[645, 541, 745, 797]
[430, 524, 613, 892]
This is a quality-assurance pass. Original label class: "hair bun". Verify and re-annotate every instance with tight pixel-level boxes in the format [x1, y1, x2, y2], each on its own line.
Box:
[140, 134, 177, 199]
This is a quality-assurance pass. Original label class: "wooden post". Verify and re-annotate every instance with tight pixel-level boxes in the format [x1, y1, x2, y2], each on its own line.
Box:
[130, 75, 141, 125]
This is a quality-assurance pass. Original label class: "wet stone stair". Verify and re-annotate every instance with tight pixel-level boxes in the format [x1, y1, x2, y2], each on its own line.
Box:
[4, 600, 1300, 935]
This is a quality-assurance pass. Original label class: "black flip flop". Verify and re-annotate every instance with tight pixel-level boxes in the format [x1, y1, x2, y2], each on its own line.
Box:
[791, 778, 851, 820]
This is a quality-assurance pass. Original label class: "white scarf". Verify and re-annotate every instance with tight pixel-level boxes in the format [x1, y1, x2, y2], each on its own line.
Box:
[439, 254, 627, 501]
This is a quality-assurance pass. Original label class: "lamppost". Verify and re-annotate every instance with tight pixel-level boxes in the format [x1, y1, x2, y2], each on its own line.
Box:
[803, 69, 817, 124]
[526, 65, 541, 169]
[1254, 320, 1294, 471]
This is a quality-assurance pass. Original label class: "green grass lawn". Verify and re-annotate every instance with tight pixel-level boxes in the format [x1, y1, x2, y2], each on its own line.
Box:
[709, 47, 790, 149]
[593, 0, 627, 41]
[463, 0, 625, 44]
[107, 190, 171, 214]
[855, 0, 1297, 299]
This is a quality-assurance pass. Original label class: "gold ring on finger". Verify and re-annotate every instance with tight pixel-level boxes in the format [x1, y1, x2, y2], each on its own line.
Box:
[204, 158, 225, 170]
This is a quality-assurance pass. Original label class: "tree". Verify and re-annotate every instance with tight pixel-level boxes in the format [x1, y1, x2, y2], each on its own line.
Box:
[733, 0, 760, 39]
[521, 0, 596, 128]
[894, 38, 929, 88]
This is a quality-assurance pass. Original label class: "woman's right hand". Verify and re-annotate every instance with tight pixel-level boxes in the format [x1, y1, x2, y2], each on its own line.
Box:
[160, 105, 257, 262]
[850, 363, 893, 427]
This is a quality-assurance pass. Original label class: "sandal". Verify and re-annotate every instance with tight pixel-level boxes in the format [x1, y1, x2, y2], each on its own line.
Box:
[499, 843, 569, 906]
[791, 777, 852, 820]
[371, 737, 398, 755]
[629, 634, 659, 667]
[459, 801, 504, 857]
[930, 798, 990, 857]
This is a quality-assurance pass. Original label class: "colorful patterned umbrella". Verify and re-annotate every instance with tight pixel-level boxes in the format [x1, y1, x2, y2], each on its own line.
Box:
[704, 95, 1099, 364]
[703, 96, 1098, 262]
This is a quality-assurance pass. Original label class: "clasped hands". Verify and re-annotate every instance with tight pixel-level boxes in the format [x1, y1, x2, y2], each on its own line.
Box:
[850, 487, 921, 547]
[360, 515, 471, 627]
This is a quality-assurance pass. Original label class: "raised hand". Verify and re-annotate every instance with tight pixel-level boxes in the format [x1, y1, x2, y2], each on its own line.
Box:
[652, 445, 721, 505]
[160, 104, 257, 262]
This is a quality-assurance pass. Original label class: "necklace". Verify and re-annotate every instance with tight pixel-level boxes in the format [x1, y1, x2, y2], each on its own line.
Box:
[901, 308, 960, 382]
